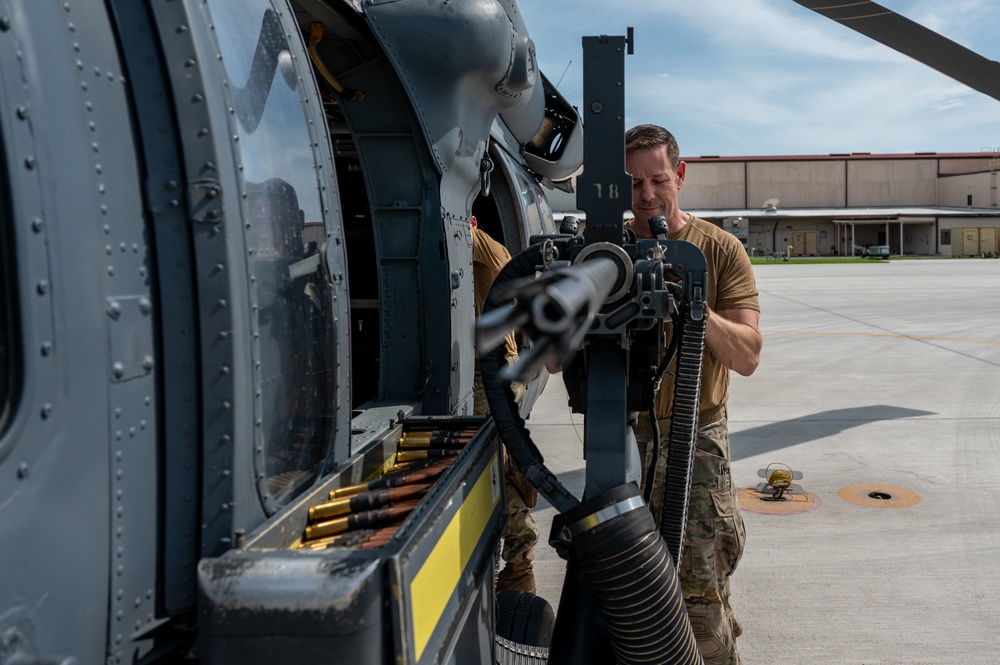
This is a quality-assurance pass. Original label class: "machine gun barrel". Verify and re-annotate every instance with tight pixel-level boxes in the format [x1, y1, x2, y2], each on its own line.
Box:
[531, 257, 619, 335]
[476, 254, 622, 381]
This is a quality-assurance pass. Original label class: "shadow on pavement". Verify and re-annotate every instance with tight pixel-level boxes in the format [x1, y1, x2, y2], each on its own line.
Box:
[730, 405, 934, 461]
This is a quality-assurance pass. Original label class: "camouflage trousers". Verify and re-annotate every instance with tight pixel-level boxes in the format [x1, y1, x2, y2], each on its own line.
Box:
[500, 446, 538, 566]
[633, 412, 746, 665]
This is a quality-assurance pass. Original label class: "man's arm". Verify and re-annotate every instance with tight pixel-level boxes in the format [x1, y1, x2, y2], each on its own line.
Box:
[705, 307, 761, 377]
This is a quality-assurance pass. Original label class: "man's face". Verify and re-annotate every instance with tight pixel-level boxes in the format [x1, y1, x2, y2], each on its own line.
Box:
[626, 145, 686, 235]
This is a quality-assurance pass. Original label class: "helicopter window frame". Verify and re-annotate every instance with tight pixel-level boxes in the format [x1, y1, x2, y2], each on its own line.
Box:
[204, 0, 340, 512]
[0, 133, 21, 438]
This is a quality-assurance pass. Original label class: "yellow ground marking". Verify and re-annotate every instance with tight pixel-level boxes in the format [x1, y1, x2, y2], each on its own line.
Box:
[409, 452, 500, 662]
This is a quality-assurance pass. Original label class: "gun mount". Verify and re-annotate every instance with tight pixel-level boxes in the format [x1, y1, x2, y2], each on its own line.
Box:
[475, 32, 709, 665]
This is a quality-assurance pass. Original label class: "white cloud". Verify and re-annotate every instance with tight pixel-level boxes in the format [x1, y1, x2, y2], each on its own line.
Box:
[519, 0, 1000, 155]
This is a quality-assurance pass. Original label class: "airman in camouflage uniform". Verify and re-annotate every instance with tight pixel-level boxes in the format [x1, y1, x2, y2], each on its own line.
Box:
[625, 124, 761, 665]
[471, 220, 539, 594]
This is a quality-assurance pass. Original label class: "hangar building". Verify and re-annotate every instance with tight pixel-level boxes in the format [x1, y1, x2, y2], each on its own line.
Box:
[548, 151, 1000, 257]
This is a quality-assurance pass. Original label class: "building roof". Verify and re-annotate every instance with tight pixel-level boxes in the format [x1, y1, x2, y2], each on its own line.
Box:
[555, 206, 1000, 223]
[688, 206, 1000, 222]
[684, 152, 999, 163]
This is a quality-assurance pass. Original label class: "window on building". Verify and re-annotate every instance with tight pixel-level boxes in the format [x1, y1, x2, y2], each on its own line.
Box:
[941, 229, 951, 245]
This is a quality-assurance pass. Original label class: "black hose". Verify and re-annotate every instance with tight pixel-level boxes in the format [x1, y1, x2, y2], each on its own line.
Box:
[563, 483, 703, 665]
[658, 306, 706, 564]
[481, 245, 579, 513]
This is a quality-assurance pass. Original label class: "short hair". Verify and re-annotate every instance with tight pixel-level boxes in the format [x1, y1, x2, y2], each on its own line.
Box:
[625, 124, 680, 169]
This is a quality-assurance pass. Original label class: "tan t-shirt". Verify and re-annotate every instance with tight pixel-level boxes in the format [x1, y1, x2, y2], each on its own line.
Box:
[472, 227, 518, 358]
[638, 216, 760, 422]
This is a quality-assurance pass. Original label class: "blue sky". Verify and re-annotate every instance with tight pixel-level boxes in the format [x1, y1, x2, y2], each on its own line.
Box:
[519, 0, 1000, 157]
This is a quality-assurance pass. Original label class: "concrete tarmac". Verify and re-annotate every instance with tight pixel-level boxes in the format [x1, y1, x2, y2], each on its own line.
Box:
[522, 258, 1000, 664]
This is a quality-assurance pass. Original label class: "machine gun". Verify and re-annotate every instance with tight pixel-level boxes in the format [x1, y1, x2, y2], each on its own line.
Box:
[476, 31, 709, 665]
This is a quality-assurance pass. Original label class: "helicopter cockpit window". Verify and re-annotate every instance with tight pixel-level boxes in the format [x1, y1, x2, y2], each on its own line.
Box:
[207, 0, 337, 511]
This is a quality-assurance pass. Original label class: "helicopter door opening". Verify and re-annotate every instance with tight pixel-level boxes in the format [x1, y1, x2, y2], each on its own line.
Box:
[331, 138, 381, 411]
[292, 1, 446, 416]
[280, 0, 380, 411]
[471, 153, 516, 251]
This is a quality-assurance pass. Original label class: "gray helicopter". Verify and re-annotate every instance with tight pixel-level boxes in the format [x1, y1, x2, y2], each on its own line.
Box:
[7, 0, 986, 663]
[0, 0, 582, 662]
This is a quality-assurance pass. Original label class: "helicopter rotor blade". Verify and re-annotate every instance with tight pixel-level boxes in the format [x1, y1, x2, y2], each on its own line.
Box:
[793, 0, 1000, 104]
